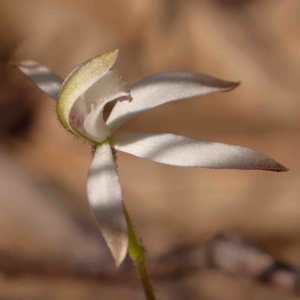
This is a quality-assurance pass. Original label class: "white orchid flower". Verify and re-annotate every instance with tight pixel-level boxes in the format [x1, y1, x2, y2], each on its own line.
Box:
[13, 50, 288, 266]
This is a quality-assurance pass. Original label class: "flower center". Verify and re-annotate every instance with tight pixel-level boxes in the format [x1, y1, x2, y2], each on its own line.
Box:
[69, 70, 131, 144]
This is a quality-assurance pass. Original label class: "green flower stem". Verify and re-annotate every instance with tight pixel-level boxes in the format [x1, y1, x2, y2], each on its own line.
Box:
[124, 206, 157, 300]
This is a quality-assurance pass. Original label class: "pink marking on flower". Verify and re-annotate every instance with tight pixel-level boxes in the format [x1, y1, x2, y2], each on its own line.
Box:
[69, 111, 83, 128]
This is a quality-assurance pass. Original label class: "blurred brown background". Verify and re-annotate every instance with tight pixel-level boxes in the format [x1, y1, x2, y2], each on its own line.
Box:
[0, 0, 300, 299]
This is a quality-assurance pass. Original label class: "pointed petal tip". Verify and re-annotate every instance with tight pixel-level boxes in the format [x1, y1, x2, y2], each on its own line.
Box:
[106, 49, 119, 61]
[259, 160, 288, 172]
[105, 234, 128, 268]
[222, 81, 241, 92]
[114, 251, 127, 268]
[273, 164, 289, 172]
[243, 159, 288, 173]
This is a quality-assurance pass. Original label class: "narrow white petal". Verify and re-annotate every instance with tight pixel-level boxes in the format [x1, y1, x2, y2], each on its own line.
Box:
[107, 72, 239, 131]
[87, 142, 128, 266]
[112, 133, 288, 172]
[12, 61, 63, 100]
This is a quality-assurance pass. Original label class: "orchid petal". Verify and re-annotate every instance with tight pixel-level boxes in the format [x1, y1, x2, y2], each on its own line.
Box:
[107, 72, 239, 131]
[12, 61, 63, 100]
[56, 50, 119, 141]
[87, 142, 128, 266]
[112, 133, 288, 172]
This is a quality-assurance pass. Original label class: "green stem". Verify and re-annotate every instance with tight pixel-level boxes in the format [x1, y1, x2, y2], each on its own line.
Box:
[124, 206, 157, 300]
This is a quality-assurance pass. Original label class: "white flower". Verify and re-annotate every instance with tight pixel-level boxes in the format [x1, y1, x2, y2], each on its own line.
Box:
[13, 50, 288, 266]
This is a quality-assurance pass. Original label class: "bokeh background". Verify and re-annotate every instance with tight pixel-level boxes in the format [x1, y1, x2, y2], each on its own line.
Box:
[0, 0, 300, 299]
